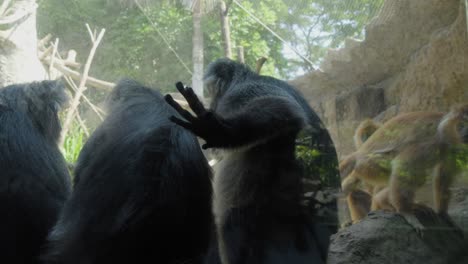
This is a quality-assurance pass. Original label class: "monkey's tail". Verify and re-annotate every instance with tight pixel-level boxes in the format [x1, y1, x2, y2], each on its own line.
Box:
[339, 153, 360, 195]
[353, 119, 380, 149]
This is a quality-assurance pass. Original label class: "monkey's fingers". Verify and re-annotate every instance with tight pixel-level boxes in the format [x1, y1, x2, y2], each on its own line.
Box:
[174, 82, 206, 116]
[175, 82, 196, 104]
[182, 87, 207, 116]
[169, 116, 195, 131]
[165, 95, 196, 122]
[175, 82, 187, 94]
[165, 94, 182, 109]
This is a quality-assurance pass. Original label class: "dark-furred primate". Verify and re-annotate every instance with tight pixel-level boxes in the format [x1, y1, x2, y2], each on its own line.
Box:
[166, 58, 339, 264]
[0, 80, 71, 263]
[43, 79, 213, 264]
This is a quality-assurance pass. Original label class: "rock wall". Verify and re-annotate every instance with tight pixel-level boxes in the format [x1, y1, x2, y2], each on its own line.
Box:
[290, 0, 468, 158]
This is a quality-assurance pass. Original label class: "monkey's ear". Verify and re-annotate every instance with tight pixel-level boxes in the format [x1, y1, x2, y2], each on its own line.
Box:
[111, 78, 144, 99]
[204, 58, 252, 97]
[105, 78, 147, 109]
[47, 80, 70, 110]
[26, 80, 70, 111]
[204, 58, 239, 85]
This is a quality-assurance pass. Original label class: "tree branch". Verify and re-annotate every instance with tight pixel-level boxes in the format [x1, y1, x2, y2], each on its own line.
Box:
[65, 74, 106, 120]
[76, 112, 90, 137]
[38, 33, 53, 49]
[60, 27, 106, 146]
[42, 60, 113, 90]
[0, 0, 12, 17]
[255, 56, 267, 74]
[0, 2, 37, 26]
[49, 38, 59, 79]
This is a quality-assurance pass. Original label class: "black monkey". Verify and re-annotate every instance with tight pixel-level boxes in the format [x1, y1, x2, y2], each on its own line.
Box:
[0, 80, 71, 264]
[43, 79, 213, 264]
[165, 58, 340, 264]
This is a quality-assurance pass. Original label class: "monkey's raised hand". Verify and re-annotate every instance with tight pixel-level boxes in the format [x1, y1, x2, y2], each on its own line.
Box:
[165, 82, 231, 149]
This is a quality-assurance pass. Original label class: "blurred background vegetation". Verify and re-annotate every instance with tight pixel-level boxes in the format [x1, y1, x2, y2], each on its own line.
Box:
[37, 0, 383, 91]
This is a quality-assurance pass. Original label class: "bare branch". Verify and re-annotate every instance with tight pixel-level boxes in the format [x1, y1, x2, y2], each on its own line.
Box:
[60, 27, 106, 146]
[85, 23, 95, 43]
[65, 74, 106, 120]
[38, 45, 53, 60]
[255, 56, 268, 74]
[41, 49, 188, 109]
[0, 2, 37, 26]
[38, 33, 53, 48]
[76, 112, 90, 137]
[49, 38, 59, 79]
[39, 49, 81, 68]
[0, 0, 12, 16]
[44, 61, 114, 90]
[39, 42, 105, 121]
[63, 60, 81, 69]
[63, 50, 81, 68]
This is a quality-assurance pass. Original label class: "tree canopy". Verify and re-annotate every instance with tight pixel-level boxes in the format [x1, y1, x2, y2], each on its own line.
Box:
[37, 0, 383, 91]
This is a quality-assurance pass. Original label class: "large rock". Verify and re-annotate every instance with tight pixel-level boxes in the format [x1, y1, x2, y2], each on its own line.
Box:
[328, 210, 467, 264]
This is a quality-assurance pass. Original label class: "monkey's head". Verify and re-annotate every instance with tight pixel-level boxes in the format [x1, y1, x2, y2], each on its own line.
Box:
[0, 80, 69, 144]
[106, 78, 161, 112]
[203, 58, 254, 104]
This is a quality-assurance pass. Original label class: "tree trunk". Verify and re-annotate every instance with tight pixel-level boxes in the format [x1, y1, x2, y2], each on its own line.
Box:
[219, 1, 231, 58]
[192, 0, 204, 98]
[0, 0, 46, 87]
[237, 46, 245, 63]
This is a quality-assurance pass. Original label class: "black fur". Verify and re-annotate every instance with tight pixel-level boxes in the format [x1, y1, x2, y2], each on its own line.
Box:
[0, 80, 71, 263]
[166, 58, 339, 264]
[43, 79, 213, 264]
[461, 126, 468, 143]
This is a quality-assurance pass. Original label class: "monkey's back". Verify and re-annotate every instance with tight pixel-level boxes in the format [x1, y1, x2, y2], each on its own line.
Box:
[0, 106, 71, 264]
[45, 82, 213, 264]
[359, 111, 444, 153]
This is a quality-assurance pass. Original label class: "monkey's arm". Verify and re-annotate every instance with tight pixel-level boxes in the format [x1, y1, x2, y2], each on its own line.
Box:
[165, 82, 305, 149]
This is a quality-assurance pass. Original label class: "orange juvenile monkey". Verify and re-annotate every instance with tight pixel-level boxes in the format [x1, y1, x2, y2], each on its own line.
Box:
[340, 119, 380, 222]
[341, 104, 468, 231]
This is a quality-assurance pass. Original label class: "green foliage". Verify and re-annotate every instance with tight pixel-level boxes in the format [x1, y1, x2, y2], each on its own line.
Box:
[38, 0, 194, 92]
[37, 0, 384, 88]
[280, 0, 384, 73]
[455, 146, 468, 180]
[62, 121, 86, 164]
[204, 0, 289, 77]
[295, 129, 340, 188]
